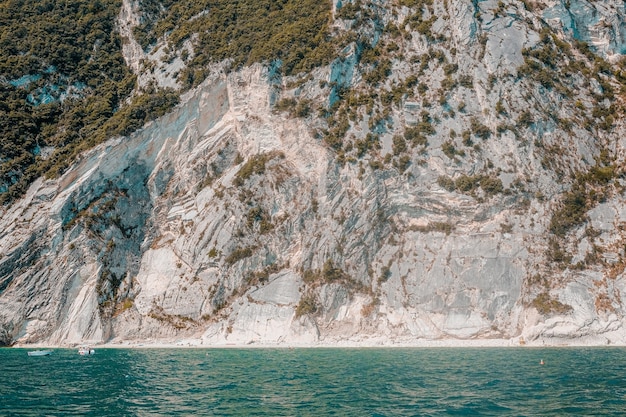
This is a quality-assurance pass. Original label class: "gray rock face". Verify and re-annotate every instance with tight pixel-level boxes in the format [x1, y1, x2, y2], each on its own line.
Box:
[1, 0, 626, 347]
[543, 0, 626, 59]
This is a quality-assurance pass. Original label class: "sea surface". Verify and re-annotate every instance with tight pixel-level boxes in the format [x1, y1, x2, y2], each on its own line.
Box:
[1, 347, 625, 416]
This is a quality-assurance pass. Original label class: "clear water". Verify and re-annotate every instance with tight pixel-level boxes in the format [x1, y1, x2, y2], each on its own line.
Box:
[1, 347, 625, 416]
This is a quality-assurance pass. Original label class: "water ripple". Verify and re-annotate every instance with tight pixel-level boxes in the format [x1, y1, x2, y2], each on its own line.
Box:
[1, 347, 626, 416]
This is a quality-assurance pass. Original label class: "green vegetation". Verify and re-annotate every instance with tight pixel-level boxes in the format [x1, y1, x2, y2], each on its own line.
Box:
[516, 26, 624, 135]
[531, 292, 572, 315]
[274, 97, 313, 118]
[148, 305, 196, 329]
[225, 246, 255, 265]
[517, 110, 533, 128]
[410, 221, 455, 235]
[1, 0, 339, 205]
[437, 175, 456, 191]
[233, 151, 285, 187]
[404, 0, 437, 41]
[470, 117, 492, 140]
[549, 163, 617, 237]
[479, 176, 504, 195]
[112, 297, 135, 317]
[458, 75, 474, 89]
[134, 0, 336, 86]
[302, 259, 365, 292]
[441, 141, 465, 159]
[546, 237, 572, 265]
[549, 187, 588, 237]
[362, 58, 393, 86]
[378, 265, 391, 283]
[244, 262, 283, 286]
[246, 206, 273, 234]
[404, 127, 428, 147]
[0, 0, 179, 204]
[295, 293, 318, 317]
[437, 173, 503, 197]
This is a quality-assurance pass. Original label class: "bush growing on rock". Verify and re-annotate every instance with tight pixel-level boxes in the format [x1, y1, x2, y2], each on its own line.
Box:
[225, 246, 255, 265]
[479, 176, 503, 195]
[531, 292, 572, 315]
[438, 175, 456, 191]
[233, 151, 285, 186]
[470, 118, 491, 139]
[295, 293, 318, 317]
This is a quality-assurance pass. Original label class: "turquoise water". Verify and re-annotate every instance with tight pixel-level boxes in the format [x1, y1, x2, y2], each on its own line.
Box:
[1, 347, 625, 416]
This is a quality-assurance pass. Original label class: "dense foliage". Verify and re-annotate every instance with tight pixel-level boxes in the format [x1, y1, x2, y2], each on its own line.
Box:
[0, 0, 177, 204]
[0, 0, 337, 204]
[133, 0, 335, 86]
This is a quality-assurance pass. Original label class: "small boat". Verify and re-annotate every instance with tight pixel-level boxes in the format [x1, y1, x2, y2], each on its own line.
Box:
[78, 346, 95, 355]
[27, 350, 52, 357]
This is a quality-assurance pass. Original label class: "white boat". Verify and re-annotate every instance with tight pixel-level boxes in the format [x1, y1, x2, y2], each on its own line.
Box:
[78, 346, 95, 355]
[27, 350, 52, 356]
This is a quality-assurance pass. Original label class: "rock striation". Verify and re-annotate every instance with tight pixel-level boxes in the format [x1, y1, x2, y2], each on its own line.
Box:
[1, 0, 626, 347]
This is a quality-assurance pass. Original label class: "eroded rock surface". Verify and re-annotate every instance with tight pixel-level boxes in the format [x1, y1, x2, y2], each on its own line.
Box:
[1, 0, 626, 347]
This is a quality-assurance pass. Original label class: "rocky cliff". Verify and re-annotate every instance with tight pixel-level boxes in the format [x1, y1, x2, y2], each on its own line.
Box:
[2, 0, 626, 347]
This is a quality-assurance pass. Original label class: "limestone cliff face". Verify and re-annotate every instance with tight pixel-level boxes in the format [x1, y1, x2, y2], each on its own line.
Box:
[2, 0, 626, 346]
[542, 0, 626, 59]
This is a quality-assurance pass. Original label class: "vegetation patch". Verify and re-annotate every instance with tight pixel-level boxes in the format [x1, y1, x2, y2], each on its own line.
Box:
[148, 305, 196, 329]
[113, 298, 134, 317]
[274, 97, 313, 118]
[233, 151, 285, 187]
[531, 292, 572, 315]
[295, 293, 319, 317]
[470, 117, 492, 140]
[549, 162, 618, 237]
[225, 246, 256, 266]
[134, 0, 337, 86]
[410, 221, 455, 235]
[244, 263, 284, 286]
[0, 1, 181, 205]
[0, 0, 339, 204]
[246, 206, 274, 234]
[302, 259, 365, 292]
[437, 174, 503, 197]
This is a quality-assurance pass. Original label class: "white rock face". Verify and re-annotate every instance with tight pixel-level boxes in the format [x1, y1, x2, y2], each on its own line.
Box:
[543, 0, 626, 61]
[1, 0, 626, 347]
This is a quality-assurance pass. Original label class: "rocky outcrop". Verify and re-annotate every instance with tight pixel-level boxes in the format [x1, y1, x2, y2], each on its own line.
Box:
[543, 0, 626, 60]
[1, 0, 626, 347]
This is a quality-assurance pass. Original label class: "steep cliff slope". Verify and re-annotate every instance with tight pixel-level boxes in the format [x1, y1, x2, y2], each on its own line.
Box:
[2, 0, 626, 346]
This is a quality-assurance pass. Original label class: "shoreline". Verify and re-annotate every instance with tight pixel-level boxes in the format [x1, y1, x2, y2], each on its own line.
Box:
[12, 337, 626, 349]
